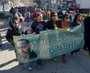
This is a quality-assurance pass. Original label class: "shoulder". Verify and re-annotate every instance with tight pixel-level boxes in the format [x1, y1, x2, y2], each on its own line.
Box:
[8, 27, 13, 31]
[72, 21, 79, 26]
[31, 21, 37, 30]
[47, 20, 52, 24]
[57, 20, 61, 24]
[32, 21, 37, 26]
[7, 28, 13, 34]
[41, 21, 46, 24]
[47, 20, 51, 23]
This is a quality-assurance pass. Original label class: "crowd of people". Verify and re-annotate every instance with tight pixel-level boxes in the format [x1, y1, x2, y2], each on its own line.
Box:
[5, 7, 90, 71]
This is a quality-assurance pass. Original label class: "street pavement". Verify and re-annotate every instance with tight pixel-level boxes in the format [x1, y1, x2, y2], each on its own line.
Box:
[0, 20, 90, 73]
[0, 20, 9, 29]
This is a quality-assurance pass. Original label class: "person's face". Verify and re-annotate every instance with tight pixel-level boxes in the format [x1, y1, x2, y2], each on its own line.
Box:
[52, 15, 58, 22]
[14, 13, 19, 18]
[36, 14, 43, 22]
[16, 41, 29, 52]
[12, 23, 18, 28]
[64, 16, 69, 22]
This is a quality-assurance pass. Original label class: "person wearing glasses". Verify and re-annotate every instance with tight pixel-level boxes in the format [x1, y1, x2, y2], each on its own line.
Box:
[61, 14, 70, 29]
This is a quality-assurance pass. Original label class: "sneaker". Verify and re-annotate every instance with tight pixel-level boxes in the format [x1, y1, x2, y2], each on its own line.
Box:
[28, 66, 32, 71]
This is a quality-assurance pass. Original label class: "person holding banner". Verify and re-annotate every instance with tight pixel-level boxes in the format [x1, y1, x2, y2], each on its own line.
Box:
[72, 14, 82, 27]
[6, 20, 20, 45]
[71, 14, 84, 55]
[61, 14, 70, 29]
[46, 12, 67, 63]
[46, 12, 59, 62]
[60, 14, 71, 63]
[6, 20, 22, 70]
[31, 12, 47, 69]
[46, 12, 61, 30]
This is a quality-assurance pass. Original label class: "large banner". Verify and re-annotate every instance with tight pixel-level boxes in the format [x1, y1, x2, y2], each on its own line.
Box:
[13, 25, 84, 63]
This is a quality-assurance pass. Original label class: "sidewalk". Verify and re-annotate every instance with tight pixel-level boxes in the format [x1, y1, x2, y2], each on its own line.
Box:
[0, 19, 9, 30]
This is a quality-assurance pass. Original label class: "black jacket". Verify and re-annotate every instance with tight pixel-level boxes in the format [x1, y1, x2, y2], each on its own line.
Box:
[46, 20, 61, 30]
[6, 28, 20, 45]
[31, 21, 46, 34]
[72, 21, 80, 27]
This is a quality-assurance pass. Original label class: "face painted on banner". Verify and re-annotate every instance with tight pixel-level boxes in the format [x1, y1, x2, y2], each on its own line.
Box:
[16, 39, 30, 59]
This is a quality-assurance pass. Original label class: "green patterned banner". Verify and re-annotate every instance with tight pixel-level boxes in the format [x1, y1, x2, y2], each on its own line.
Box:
[13, 25, 84, 63]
